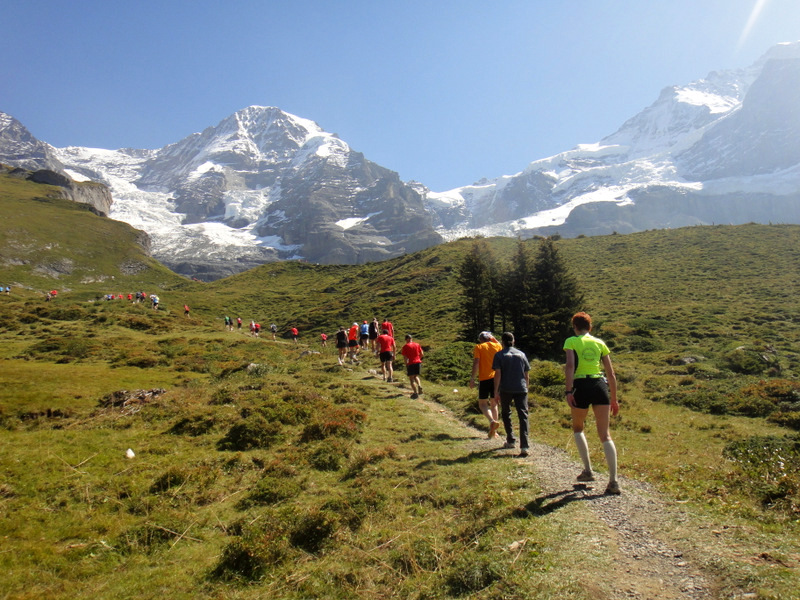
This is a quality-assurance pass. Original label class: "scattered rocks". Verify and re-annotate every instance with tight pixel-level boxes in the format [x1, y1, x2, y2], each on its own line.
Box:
[98, 388, 167, 415]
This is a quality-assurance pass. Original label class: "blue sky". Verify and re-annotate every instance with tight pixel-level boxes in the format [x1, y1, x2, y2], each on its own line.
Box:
[2, 0, 799, 191]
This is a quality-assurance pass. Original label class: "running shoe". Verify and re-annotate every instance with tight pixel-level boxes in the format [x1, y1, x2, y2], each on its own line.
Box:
[576, 470, 596, 482]
[502, 441, 515, 449]
[605, 480, 621, 495]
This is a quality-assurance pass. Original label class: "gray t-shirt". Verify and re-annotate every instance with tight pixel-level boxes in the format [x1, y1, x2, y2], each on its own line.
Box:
[492, 346, 530, 393]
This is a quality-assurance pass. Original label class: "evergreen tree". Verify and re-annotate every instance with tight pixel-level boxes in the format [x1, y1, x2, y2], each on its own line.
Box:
[528, 238, 584, 359]
[457, 239, 500, 341]
[503, 239, 537, 351]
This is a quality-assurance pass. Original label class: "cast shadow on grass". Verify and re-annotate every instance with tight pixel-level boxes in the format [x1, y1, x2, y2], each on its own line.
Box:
[523, 485, 607, 516]
[414, 448, 502, 469]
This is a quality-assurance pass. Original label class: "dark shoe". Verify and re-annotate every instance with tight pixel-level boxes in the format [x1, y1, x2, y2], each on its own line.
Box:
[605, 480, 621, 495]
[502, 441, 515, 449]
[576, 469, 596, 482]
[410, 393, 418, 399]
[517, 450, 529, 458]
[417, 386, 423, 394]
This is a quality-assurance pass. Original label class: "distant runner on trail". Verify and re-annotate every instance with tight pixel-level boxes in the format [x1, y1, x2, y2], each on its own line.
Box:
[376, 328, 396, 382]
[564, 311, 620, 495]
[469, 332, 503, 439]
[368, 317, 379, 354]
[400, 334, 424, 398]
[335, 326, 348, 365]
[348, 322, 360, 362]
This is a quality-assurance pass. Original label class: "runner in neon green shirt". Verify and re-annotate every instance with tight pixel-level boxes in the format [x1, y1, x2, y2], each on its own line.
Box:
[563, 312, 621, 495]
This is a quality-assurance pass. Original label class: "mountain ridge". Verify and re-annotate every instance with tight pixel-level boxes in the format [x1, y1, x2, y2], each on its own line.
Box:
[1, 41, 799, 278]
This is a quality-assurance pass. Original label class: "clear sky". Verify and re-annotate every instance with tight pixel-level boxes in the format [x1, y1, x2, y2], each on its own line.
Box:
[2, 0, 799, 191]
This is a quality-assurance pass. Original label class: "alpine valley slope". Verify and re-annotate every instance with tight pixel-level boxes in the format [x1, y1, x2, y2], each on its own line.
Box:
[422, 41, 800, 239]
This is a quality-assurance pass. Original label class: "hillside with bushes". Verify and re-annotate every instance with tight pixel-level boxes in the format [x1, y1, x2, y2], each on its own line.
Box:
[1, 179, 799, 600]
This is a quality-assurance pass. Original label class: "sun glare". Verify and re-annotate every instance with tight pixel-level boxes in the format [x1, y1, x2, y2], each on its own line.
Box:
[738, 0, 771, 49]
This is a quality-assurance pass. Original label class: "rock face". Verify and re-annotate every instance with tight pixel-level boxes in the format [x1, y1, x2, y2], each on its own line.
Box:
[0, 164, 114, 217]
[0, 113, 64, 172]
[26, 169, 113, 216]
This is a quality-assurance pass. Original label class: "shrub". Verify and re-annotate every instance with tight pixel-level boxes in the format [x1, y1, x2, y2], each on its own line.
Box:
[237, 475, 304, 508]
[626, 335, 662, 352]
[722, 347, 774, 375]
[149, 466, 187, 493]
[424, 342, 473, 383]
[168, 413, 218, 436]
[308, 438, 352, 471]
[217, 415, 282, 451]
[300, 407, 367, 442]
[723, 434, 800, 514]
[444, 553, 504, 596]
[768, 411, 800, 430]
[288, 508, 339, 554]
[210, 523, 292, 581]
[529, 360, 564, 387]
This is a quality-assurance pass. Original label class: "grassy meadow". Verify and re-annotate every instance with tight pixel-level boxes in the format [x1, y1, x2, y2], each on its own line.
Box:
[1, 175, 799, 599]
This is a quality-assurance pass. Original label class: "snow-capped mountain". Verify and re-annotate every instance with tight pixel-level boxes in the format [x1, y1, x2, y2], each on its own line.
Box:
[423, 41, 800, 240]
[2, 42, 799, 279]
[42, 106, 442, 279]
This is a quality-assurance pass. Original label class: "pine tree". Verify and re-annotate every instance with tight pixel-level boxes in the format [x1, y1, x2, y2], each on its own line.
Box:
[503, 239, 537, 351]
[528, 238, 584, 359]
[457, 239, 500, 341]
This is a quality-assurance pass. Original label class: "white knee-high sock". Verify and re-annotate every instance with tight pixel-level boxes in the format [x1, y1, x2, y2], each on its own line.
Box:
[574, 432, 591, 471]
[603, 440, 618, 482]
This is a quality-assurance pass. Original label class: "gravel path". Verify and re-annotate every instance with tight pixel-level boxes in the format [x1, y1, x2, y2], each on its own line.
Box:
[413, 389, 722, 600]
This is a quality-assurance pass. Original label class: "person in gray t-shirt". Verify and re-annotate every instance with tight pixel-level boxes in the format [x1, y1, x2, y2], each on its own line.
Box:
[492, 332, 531, 457]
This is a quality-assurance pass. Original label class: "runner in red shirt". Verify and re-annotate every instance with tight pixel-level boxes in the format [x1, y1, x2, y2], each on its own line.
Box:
[376, 328, 396, 382]
[348, 322, 360, 363]
[381, 318, 394, 339]
[400, 334, 424, 398]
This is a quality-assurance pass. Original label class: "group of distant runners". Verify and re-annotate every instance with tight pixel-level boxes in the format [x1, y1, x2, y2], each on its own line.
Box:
[218, 308, 621, 495]
[330, 318, 424, 397]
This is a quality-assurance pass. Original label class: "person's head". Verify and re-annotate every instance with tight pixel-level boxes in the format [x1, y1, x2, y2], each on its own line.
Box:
[478, 331, 492, 343]
[405, 334, 412, 341]
[501, 332, 515, 348]
[572, 312, 592, 333]
[382, 328, 389, 335]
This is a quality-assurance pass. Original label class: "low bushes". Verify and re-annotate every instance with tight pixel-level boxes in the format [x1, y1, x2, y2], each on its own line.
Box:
[723, 434, 800, 515]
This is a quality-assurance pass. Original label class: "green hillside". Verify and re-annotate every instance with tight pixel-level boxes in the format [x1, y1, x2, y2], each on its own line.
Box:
[0, 168, 186, 296]
[1, 176, 799, 599]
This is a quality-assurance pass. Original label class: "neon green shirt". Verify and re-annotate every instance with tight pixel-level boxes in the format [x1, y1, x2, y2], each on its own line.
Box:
[563, 333, 609, 377]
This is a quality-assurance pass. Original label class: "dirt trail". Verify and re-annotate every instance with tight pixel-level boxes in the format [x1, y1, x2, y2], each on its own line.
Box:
[407, 388, 723, 600]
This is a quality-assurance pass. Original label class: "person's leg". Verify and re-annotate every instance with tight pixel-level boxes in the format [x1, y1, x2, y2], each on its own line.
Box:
[515, 393, 530, 451]
[593, 404, 618, 483]
[571, 407, 593, 475]
[500, 392, 515, 446]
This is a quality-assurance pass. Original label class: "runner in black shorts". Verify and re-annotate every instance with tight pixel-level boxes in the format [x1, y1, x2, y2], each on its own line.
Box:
[564, 312, 620, 495]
